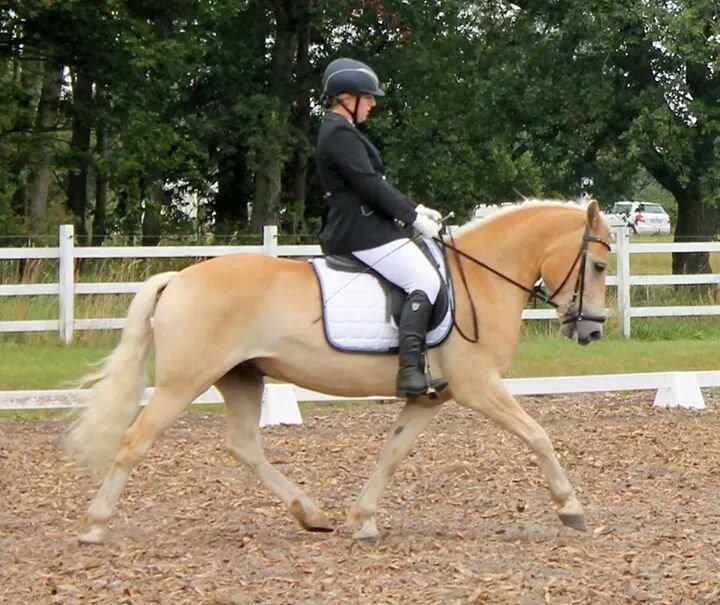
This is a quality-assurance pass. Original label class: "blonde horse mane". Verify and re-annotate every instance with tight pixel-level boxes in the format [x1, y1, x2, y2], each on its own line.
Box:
[454, 199, 589, 238]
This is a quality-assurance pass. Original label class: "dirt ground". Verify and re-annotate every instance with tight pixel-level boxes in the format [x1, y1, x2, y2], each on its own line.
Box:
[1, 393, 720, 605]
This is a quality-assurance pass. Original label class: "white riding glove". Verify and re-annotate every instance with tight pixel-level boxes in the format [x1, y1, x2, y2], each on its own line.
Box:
[415, 204, 442, 222]
[412, 214, 441, 239]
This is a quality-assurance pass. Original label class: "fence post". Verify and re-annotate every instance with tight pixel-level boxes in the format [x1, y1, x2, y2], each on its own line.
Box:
[614, 225, 631, 337]
[263, 225, 278, 257]
[58, 224, 75, 344]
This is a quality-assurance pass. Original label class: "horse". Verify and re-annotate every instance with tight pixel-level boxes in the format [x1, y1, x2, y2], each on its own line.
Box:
[66, 199, 612, 544]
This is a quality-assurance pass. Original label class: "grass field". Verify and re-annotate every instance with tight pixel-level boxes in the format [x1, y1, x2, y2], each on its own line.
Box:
[3, 336, 719, 391]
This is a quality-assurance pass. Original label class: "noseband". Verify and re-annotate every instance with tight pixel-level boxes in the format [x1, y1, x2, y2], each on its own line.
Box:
[441, 225, 612, 343]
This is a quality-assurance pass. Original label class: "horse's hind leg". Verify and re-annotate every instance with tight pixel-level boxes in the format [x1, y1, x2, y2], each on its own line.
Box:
[78, 386, 194, 544]
[217, 366, 333, 532]
[454, 373, 587, 532]
[348, 399, 442, 540]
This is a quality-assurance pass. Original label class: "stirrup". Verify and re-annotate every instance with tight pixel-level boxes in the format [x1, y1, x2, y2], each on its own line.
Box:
[420, 353, 448, 399]
[397, 375, 448, 399]
[424, 377, 449, 400]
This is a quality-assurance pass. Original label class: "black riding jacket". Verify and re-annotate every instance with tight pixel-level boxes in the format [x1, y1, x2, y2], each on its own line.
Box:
[315, 112, 418, 255]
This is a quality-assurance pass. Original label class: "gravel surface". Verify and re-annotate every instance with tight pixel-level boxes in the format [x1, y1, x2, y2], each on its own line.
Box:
[2, 393, 719, 604]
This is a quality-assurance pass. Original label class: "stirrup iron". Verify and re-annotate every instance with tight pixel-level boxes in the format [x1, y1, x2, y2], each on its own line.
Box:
[425, 363, 448, 399]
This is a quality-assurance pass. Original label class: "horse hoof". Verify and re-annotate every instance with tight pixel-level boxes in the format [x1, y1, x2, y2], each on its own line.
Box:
[352, 520, 380, 541]
[77, 523, 107, 544]
[559, 512, 588, 532]
[302, 513, 334, 533]
[289, 500, 334, 533]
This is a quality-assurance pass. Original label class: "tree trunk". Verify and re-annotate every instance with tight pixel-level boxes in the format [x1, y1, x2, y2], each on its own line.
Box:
[216, 148, 250, 229]
[67, 70, 94, 244]
[672, 192, 712, 274]
[12, 54, 43, 219]
[287, 0, 312, 234]
[141, 171, 163, 246]
[141, 197, 162, 246]
[251, 124, 284, 229]
[92, 84, 108, 245]
[27, 60, 64, 221]
[251, 0, 298, 229]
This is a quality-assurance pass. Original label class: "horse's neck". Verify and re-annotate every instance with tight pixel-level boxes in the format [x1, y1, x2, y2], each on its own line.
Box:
[455, 207, 585, 293]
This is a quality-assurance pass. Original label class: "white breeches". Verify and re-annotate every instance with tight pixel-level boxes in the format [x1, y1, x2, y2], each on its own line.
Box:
[352, 238, 441, 304]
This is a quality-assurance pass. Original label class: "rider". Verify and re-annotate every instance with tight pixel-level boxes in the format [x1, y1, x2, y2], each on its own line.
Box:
[315, 57, 448, 398]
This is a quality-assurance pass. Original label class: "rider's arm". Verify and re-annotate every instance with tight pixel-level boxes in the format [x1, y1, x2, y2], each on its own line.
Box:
[329, 127, 417, 225]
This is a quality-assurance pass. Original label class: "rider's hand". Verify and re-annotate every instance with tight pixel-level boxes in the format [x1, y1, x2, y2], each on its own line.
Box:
[415, 204, 442, 222]
[413, 214, 441, 239]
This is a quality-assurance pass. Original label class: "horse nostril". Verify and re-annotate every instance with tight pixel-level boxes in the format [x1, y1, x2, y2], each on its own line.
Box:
[589, 330, 602, 341]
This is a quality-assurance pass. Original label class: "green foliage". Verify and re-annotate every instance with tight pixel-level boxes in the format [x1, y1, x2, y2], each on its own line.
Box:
[0, 0, 717, 242]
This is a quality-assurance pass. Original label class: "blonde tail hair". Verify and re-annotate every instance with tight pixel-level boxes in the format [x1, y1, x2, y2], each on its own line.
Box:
[65, 271, 178, 473]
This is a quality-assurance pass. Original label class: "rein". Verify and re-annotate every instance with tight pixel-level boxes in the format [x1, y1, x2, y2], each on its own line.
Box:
[437, 225, 612, 343]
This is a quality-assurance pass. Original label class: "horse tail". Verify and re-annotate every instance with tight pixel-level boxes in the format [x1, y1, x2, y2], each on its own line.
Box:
[65, 271, 178, 474]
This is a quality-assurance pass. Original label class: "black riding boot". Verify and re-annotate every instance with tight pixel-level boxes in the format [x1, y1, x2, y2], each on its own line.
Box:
[396, 291, 449, 398]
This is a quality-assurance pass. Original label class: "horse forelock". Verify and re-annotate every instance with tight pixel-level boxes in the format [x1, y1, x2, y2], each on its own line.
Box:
[453, 199, 588, 237]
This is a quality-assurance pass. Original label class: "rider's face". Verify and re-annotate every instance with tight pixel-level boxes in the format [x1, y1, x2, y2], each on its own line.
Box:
[355, 94, 376, 123]
[334, 93, 377, 124]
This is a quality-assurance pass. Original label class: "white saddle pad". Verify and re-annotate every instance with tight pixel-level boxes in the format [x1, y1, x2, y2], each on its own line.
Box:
[310, 241, 453, 353]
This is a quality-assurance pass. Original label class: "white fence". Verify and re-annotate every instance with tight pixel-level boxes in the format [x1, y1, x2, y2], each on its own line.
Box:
[1, 371, 714, 415]
[1, 224, 719, 341]
[614, 230, 720, 335]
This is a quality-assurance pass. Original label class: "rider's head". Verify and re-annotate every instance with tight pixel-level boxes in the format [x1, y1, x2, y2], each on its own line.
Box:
[322, 58, 384, 125]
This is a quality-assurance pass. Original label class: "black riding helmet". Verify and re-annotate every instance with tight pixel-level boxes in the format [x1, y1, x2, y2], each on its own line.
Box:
[322, 59, 385, 123]
[322, 58, 384, 124]
[322, 58, 385, 98]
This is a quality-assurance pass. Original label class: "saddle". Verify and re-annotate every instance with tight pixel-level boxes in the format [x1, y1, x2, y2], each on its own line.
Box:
[309, 240, 453, 354]
[324, 245, 450, 331]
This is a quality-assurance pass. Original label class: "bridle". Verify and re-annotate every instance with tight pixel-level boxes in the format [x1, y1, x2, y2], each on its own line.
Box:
[544, 225, 612, 326]
[439, 224, 613, 343]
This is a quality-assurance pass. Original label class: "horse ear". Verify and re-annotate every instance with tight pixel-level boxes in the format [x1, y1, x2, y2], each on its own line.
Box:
[586, 200, 600, 229]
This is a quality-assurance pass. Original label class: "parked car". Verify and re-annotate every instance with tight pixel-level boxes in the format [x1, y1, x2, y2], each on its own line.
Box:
[606, 201, 671, 235]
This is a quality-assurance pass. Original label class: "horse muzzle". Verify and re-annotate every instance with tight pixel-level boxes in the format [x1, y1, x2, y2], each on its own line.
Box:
[560, 306, 606, 345]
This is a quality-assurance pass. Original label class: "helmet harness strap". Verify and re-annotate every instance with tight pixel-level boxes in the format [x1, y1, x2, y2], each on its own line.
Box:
[335, 95, 360, 125]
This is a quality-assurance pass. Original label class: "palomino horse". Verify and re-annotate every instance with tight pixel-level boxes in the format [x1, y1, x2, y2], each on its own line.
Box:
[67, 200, 611, 543]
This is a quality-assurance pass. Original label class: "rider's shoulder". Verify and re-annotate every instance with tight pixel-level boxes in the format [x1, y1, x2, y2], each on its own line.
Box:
[323, 112, 355, 131]
[321, 115, 360, 146]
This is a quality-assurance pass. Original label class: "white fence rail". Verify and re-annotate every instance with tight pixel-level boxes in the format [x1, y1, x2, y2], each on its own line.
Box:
[615, 232, 720, 335]
[1, 224, 719, 341]
[1, 371, 714, 415]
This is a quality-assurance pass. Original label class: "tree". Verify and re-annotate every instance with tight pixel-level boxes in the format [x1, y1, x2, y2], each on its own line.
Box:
[490, 1, 719, 272]
[27, 59, 63, 222]
[1, 0, 714, 263]
[66, 68, 93, 243]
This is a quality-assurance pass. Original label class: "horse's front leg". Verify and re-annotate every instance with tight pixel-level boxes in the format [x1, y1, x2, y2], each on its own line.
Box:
[348, 399, 443, 540]
[454, 373, 587, 532]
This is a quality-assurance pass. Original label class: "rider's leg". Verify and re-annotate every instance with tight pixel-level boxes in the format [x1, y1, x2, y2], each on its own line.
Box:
[352, 239, 446, 397]
[395, 289, 448, 397]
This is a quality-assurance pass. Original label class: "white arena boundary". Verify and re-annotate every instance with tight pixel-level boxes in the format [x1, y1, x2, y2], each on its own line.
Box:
[2, 371, 716, 425]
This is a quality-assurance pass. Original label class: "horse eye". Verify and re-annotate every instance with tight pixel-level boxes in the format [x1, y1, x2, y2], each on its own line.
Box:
[593, 262, 607, 273]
